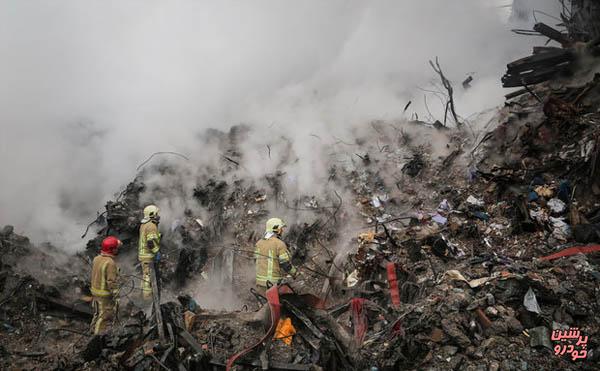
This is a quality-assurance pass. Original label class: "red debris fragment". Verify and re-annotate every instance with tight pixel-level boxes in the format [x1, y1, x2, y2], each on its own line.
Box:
[540, 245, 600, 261]
[351, 298, 368, 346]
[387, 262, 401, 307]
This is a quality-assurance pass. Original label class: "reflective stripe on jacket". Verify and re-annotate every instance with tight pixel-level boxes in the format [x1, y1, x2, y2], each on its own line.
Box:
[91, 254, 118, 297]
[254, 236, 292, 286]
[139, 221, 160, 262]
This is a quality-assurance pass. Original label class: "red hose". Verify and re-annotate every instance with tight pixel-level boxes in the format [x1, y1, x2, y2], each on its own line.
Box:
[225, 285, 282, 371]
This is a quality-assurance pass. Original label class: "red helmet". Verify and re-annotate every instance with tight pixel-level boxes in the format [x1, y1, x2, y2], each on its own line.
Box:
[101, 236, 121, 255]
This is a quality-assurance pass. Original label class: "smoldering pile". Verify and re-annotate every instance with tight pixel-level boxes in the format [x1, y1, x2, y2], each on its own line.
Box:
[2, 6, 600, 371]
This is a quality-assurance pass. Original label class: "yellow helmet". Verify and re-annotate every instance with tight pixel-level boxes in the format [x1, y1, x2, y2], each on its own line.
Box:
[265, 217, 286, 233]
[143, 205, 160, 219]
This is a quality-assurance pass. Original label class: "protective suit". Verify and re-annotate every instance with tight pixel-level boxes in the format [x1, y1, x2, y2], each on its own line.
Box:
[90, 236, 121, 334]
[139, 205, 161, 300]
[254, 218, 296, 291]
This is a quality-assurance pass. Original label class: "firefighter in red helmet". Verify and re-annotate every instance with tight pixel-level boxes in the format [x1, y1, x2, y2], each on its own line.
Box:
[90, 236, 122, 334]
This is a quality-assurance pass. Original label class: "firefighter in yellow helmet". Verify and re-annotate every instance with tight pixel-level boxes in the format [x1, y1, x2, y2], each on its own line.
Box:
[90, 236, 122, 334]
[254, 217, 297, 294]
[139, 205, 161, 300]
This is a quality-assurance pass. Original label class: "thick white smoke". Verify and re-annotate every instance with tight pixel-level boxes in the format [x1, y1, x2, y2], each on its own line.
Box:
[0, 1, 560, 251]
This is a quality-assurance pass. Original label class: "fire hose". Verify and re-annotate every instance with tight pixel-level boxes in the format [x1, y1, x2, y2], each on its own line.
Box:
[225, 284, 293, 371]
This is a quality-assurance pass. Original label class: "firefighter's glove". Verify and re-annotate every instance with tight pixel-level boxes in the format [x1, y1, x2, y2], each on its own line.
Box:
[289, 265, 298, 278]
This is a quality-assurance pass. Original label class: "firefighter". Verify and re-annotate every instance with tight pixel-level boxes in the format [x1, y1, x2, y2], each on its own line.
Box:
[90, 236, 122, 335]
[254, 217, 297, 294]
[139, 204, 161, 300]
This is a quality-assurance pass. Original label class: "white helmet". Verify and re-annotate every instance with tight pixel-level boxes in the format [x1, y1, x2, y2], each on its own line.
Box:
[142, 204, 160, 222]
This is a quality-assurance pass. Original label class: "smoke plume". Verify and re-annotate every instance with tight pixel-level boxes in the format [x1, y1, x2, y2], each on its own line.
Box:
[0, 1, 559, 252]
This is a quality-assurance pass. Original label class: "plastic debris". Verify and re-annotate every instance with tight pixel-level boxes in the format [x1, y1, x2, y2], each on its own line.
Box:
[274, 317, 296, 346]
[523, 287, 541, 314]
[550, 217, 571, 242]
[466, 195, 484, 207]
[432, 213, 448, 225]
[346, 269, 359, 287]
[438, 199, 451, 212]
[529, 209, 549, 224]
[444, 270, 497, 288]
[547, 198, 566, 214]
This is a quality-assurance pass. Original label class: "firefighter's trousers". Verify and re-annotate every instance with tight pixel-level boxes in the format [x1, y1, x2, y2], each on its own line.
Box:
[91, 296, 115, 335]
[141, 261, 153, 300]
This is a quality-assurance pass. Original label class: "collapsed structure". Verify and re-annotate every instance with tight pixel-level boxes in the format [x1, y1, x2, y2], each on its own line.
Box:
[2, 3, 600, 371]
